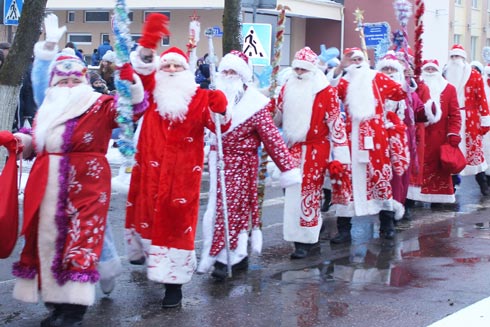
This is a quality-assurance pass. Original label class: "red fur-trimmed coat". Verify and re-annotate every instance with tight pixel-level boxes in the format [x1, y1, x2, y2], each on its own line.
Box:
[125, 68, 230, 284]
[334, 72, 408, 217]
[408, 82, 462, 203]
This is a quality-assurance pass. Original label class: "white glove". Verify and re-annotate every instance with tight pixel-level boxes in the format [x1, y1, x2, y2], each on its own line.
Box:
[44, 14, 67, 43]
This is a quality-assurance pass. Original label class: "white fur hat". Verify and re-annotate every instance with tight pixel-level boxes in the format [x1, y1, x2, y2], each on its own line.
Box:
[292, 47, 319, 72]
[49, 53, 88, 87]
[218, 50, 253, 83]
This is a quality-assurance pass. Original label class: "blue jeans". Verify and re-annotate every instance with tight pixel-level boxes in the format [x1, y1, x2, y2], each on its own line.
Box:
[100, 218, 118, 263]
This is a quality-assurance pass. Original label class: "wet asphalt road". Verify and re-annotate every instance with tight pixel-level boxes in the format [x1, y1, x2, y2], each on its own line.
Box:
[1, 172, 490, 327]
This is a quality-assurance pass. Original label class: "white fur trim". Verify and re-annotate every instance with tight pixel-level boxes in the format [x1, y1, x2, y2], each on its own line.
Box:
[333, 146, 351, 164]
[14, 132, 33, 159]
[130, 46, 158, 76]
[225, 87, 269, 134]
[392, 200, 405, 220]
[219, 53, 253, 83]
[33, 41, 58, 61]
[375, 58, 404, 73]
[460, 161, 488, 176]
[124, 228, 148, 262]
[160, 52, 190, 70]
[481, 115, 490, 127]
[13, 277, 39, 303]
[349, 49, 365, 60]
[251, 229, 263, 255]
[147, 245, 196, 284]
[407, 186, 455, 203]
[42, 281, 96, 306]
[449, 48, 466, 59]
[279, 168, 301, 188]
[130, 74, 144, 104]
[292, 59, 317, 73]
[424, 99, 442, 124]
[422, 62, 440, 71]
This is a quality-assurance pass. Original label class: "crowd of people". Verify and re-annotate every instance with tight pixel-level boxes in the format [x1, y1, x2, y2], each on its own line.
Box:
[3, 11, 490, 326]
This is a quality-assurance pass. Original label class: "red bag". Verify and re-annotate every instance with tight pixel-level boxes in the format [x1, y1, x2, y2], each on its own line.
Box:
[440, 143, 466, 174]
[0, 131, 20, 258]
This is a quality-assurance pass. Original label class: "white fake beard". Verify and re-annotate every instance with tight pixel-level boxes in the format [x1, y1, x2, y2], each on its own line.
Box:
[154, 69, 197, 122]
[215, 73, 244, 110]
[445, 59, 465, 89]
[282, 74, 315, 145]
[345, 62, 376, 120]
[35, 84, 94, 151]
[421, 71, 446, 101]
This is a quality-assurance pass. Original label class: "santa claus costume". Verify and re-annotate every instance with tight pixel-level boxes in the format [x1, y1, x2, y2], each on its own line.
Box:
[407, 59, 462, 203]
[276, 47, 350, 258]
[125, 14, 230, 308]
[198, 51, 300, 278]
[327, 47, 408, 242]
[445, 44, 490, 195]
[11, 14, 144, 326]
[375, 53, 425, 219]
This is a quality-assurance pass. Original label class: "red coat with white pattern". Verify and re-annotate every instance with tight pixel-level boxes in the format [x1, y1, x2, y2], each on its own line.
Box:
[459, 69, 490, 175]
[335, 72, 407, 217]
[408, 82, 462, 202]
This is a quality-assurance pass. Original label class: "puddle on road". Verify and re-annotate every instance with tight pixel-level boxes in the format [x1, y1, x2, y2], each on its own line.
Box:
[271, 216, 490, 288]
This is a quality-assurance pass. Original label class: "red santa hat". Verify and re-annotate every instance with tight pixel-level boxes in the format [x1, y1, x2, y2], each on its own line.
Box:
[159, 47, 189, 70]
[375, 52, 404, 73]
[292, 46, 319, 72]
[49, 54, 88, 87]
[343, 47, 365, 60]
[449, 44, 467, 59]
[421, 59, 440, 71]
[218, 50, 253, 83]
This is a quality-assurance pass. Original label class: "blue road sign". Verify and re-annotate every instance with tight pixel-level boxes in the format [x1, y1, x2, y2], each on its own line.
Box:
[363, 22, 391, 48]
[4, 0, 22, 26]
[213, 26, 223, 37]
[242, 23, 271, 66]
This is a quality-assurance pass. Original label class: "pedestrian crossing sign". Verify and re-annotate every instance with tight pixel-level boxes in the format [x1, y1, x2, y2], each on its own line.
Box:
[4, 0, 22, 26]
[242, 23, 271, 66]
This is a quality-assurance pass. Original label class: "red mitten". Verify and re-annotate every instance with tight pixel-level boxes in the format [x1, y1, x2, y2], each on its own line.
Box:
[447, 134, 461, 147]
[208, 90, 227, 115]
[139, 13, 170, 50]
[480, 126, 490, 136]
[119, 63, 134, 83]
[328, 160, 344, 177]
[0, 131, 16, 152]
[386, 111, 402, 125]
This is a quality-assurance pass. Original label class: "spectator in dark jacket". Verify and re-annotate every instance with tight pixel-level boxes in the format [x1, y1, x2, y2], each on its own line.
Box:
[97, 39, 113, 61]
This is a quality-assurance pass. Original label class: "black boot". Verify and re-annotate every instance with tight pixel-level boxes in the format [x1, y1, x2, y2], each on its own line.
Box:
[330, 217, 352, 244]
[290, 242, 321, 259]
[321, 188, 332, 212]
[40, 303, 62, 327]
[162, 284, 182, 308]
[211, 257, 249, 281]
[452, 175, 461, 193]
[379, 210, 396, 240]
[475, 172, 490, 196]
[41, 303, 87, 327]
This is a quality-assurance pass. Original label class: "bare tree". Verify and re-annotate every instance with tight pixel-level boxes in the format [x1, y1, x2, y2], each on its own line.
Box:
[222, 0, 242, 54]
[0, 0, 47, 134]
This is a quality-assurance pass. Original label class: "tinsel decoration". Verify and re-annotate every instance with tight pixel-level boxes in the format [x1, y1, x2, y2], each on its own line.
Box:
[413, 0, 425, 80]
[375, 38, 392, 63]
[256, 4, 291, 219]
[113, 0, 136, 157]
[392, 30, 405, 51]
[187, 11, 201, 72]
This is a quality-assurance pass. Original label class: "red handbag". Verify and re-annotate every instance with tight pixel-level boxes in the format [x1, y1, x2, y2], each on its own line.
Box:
[440, 143, 466, 174]
[0, 131, 20, 258]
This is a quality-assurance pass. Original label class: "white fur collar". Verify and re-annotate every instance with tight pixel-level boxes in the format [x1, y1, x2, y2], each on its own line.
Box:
[224, 86, 270, 134]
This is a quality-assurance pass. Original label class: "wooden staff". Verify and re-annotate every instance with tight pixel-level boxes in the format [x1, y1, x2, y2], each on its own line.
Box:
[257, 4, 291, 219]
[354, 8, 369, 62]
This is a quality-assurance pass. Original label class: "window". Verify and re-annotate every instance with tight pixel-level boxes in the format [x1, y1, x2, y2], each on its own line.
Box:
[454, 34, 462, 45]
[67, 11, 75, 23]
[473, 0, 479, 8]
[101, 34, 110, 43]
[143, 11, 170, 22]
[486, 38, 490, 46]
[471, 36, 478, 60]
[67, 33, 92, 45]
[85, 11, 110, 22]
[455, 0, 462, 5]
